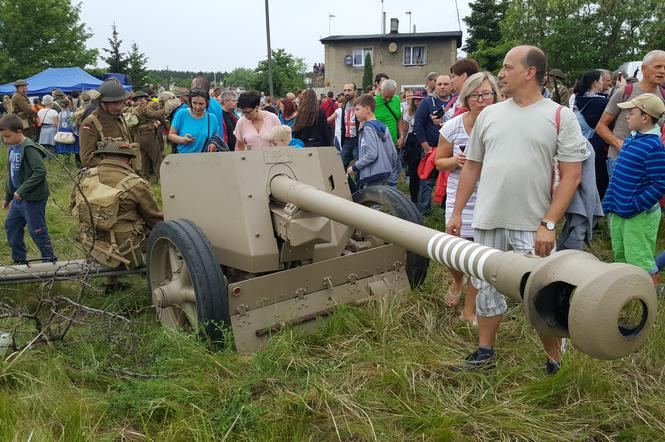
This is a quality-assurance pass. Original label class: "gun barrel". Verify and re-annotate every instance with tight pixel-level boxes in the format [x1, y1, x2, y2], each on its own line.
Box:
[270, 174, 657, 360]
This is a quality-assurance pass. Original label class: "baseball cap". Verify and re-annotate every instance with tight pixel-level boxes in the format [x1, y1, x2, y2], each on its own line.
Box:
[617, 93, 665, 119]
[412, 88, 427, 99]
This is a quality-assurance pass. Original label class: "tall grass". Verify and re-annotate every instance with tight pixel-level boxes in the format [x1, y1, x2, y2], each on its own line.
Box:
[0, 153, 663, 440]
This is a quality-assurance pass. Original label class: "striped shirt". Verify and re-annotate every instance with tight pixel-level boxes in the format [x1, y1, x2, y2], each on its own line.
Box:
[602, 127, 665, 218]
[440, 115, 477, 238]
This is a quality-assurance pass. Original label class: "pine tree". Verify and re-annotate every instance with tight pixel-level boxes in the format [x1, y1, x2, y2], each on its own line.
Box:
[102, 23, 128, 73]
[127, 43, 149, 88]
[463, 0, 507, 72]
[361, 52, 373, 92]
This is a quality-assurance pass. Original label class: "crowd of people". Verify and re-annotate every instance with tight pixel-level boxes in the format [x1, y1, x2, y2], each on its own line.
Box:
[1, 46, 664, 373]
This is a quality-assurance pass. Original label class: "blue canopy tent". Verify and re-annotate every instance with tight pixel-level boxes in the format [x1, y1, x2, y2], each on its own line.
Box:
[0, 67, 131, 95]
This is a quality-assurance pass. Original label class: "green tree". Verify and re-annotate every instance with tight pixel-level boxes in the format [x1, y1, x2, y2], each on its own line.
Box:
[0, 0, 97, 82]
[102, 23, 128, 73]
[463, 0, 508, 72]
[224, 67, 256, 89]
[361, 52, 373, 92]
[126, 43, 149, 89]
[253, 49, 306, 97]
[500, 0, 660, 82]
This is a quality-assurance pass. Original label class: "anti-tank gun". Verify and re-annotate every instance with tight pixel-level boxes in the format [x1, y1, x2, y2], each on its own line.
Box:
[0, 146, 654, 358]
[147, 147, 656, 359]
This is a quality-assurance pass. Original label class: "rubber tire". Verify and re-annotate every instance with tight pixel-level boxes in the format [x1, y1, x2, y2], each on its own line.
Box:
[352, 185, 430, 288]
[147, 219, 230, 345]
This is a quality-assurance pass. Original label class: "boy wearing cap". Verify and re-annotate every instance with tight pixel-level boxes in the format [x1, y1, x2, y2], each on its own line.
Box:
[0, 114, 56, 264]
[602, 93, 665, 280]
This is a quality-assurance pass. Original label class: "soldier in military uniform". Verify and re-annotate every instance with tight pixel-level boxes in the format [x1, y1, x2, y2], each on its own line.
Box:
[51, 89, 66, 113]
[548, 68, 572, 106]
[79, 79, 143, 171]
[11, 80, 38, 139]
[72, 139, 163, 292]
[130, 91, 166, 178]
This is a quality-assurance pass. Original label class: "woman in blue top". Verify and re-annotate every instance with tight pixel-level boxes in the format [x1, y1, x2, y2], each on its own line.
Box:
[167, 88, 220, 153]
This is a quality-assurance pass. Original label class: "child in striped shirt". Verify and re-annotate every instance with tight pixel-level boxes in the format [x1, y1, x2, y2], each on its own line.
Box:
[602, 93, 665, 279]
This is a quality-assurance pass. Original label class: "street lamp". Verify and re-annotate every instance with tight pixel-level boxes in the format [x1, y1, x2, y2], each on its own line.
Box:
[328, 13, 335, 35]
[405, 10, 412, 33]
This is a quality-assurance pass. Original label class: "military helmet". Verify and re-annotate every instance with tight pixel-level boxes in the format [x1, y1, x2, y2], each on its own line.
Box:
[548, 68, 567, 80]
[132, 90, 149, 99]
[14, 79, 28, 87]
[98, 79, 130, 102]
[52, 88, 64, 97]
[93, 138, 138, 158]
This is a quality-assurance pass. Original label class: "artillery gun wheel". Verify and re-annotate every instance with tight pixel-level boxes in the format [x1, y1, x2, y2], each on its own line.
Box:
[147, 219, 230, 344]
[352, 185, 429, 288]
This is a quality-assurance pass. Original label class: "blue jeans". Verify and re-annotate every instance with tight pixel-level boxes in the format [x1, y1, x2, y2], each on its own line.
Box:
[655, 251, 665, 272]
[387, 153, 402, 187]
[418, 176, 435, 215]
[341, 137, 358, 169]
[606, 157, 617, 177]
[4, 199, 56, 262]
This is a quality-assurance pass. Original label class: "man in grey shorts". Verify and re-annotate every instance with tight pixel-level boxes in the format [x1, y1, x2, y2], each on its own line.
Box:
[447, 45, 589, 374]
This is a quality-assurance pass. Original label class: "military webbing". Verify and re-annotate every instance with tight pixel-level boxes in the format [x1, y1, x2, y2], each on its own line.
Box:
[74, 169, 146, 268]
[87, 113, 142, 171]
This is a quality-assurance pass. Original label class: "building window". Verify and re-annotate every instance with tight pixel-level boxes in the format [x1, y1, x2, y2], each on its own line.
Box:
[404, 46, 426, 65]
[353, 48, 373, 66]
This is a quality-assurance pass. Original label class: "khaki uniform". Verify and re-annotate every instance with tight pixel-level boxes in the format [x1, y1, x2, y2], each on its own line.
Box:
[11, 92, 37, 138]
[72, 159, 163, 269]
[53, 98, 65, 113]
[79, 106, 141, 171]
[131, 102, 166, 178]
[2, 95, 13, 114]
[548, 81, 571, 106]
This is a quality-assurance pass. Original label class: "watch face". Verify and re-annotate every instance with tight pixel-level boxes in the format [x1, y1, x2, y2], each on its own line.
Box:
[546, 222, 555, 230]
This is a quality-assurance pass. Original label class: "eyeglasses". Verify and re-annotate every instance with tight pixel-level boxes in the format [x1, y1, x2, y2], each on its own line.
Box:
[468, 92, 496, 102]
[242, 107, 257, 114]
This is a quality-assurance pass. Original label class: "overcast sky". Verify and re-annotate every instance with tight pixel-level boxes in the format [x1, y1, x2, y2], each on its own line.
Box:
[79, 0, 471, 72]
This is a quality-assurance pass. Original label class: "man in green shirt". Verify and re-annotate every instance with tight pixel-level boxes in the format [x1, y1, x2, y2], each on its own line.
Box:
[375, 79, 405, 186]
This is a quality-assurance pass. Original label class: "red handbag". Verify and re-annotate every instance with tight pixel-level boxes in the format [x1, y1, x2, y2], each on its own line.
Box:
[417, 149, 436, 180]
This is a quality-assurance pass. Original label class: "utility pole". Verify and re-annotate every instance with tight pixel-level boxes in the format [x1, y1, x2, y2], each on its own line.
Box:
[264, 0, 274, 97]
[380, 0, 385, 34]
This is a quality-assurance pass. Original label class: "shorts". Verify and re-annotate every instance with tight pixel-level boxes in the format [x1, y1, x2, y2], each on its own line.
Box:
[474, 228, 537, 317]
[608, 208, 660, 274]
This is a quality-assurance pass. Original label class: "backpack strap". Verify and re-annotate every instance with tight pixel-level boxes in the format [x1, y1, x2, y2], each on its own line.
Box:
[444, 94, 458, 112]
[384, 98, 400, 125]
[555, 105, 564, 134]
[87, 114, 105, 138]
[621, 84, 634, 102]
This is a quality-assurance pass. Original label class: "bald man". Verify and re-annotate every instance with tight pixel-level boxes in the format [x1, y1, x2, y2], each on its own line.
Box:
[448, 45, 590, 374]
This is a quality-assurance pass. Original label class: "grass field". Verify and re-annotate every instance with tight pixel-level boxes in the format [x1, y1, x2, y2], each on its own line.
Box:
[0, 151, 664, 441]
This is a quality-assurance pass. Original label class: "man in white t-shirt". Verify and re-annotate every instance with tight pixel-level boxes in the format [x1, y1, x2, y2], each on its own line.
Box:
[447, 45, 589, 374]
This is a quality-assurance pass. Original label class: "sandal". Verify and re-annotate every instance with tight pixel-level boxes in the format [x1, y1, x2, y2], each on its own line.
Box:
[444, 277, 466, 307]
[459, 314, 477, 327]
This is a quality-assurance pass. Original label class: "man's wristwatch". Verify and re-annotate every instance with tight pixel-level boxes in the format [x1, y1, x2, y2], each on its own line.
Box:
[540, 220, 556, 231]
